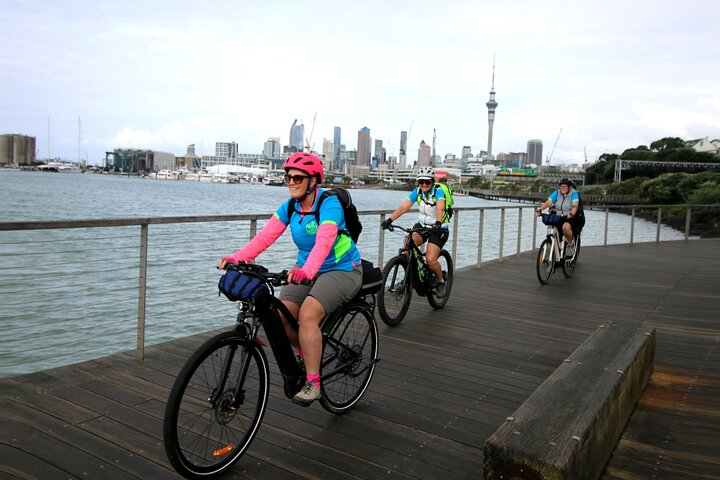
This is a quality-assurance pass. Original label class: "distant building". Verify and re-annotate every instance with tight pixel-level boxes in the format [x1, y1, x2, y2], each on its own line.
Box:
[263, 137, 281, 160]
[687, 137, 719, 154]
[373, 139, 384, 167]
[333, 126, 341, 171]
[106, 148, 174, 173]
[322, 138, 334, 164]
[526, 139, 543, 167]
[216, 142, 238, 159]
[289, 119, 304, 152]
[399, 130, 408, 168]
[0, 134, 35, 166]
[461, 145, 473, 159]
[176, 144, 201, 170]
[486, 59, 498, 161]
[417, 140, 431, 167]
[357, 127, 371, 167]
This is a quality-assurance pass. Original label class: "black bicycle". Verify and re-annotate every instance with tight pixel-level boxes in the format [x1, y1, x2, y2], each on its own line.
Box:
[536, 211, 581, 285]
[163, 262, 381, 479]
[377, 224, 454, 326]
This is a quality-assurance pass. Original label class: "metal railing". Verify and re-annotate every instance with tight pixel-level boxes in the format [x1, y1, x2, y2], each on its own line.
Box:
[0, 204, 711, 377]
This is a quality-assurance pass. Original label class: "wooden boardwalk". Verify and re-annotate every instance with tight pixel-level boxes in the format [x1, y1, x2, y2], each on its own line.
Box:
[1, 239, 719, 479]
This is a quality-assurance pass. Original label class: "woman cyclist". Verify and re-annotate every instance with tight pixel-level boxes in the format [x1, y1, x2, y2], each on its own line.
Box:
[380, 166, 449, 296]
[218, 152, 363, 406]
[536, 178, 585, 257]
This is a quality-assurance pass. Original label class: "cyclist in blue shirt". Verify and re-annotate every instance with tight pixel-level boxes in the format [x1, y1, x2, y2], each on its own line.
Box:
[218, 152, 362, 406]
[536, 178, 585, 257]
[380, 166, 449, 296]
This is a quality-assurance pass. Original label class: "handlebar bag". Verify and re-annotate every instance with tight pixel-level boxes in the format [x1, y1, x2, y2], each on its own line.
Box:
[541, 213, 562, 226]
[218, 270, 269, 302]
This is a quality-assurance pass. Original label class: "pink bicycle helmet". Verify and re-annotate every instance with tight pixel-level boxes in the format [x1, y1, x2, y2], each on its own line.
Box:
[283, 152, 324, 182]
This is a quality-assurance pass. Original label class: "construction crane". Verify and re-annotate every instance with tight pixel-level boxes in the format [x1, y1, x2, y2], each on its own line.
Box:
[304, 112, 317, 152]
[546, 128, 562, 165]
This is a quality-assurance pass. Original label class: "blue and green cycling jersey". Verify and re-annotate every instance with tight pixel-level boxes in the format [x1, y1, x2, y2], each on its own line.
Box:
[274, 188, 361, 272]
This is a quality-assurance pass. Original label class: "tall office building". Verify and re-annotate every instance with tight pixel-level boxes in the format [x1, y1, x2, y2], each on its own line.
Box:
[357, 127, 371, 167]
[399, 130, 408, 168]
[417, 140, 431, 167]
[526, 139, 543, 166]
[462, 145, 473, 159]
[289, 119, 304, 152]
[374, 139, 383, 165]
[264, 137, 281, 160]
[486, 58, 498, 162]
[333, 126, 341, 171]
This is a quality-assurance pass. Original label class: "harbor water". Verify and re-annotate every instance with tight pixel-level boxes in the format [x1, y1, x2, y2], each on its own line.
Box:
[0, 171, 686, 377]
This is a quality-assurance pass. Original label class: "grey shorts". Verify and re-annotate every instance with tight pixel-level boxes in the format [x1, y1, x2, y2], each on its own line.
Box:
[279, 264, 363, 317]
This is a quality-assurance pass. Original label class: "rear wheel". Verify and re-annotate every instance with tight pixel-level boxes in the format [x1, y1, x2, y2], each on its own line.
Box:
[164, 332, 270, 479]
[536, 239, 553, 285]
[562, 236, 581, 278]
[427, 250, 454, 309]
[320, 303, 379, 414]
[377, 255, 412, 326]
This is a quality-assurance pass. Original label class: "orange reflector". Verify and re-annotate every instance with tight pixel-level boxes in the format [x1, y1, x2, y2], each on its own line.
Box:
[212, 445, 233, 456]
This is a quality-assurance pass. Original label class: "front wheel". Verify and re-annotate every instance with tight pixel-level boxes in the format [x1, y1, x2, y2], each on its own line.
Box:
[562, 236, 581, 278]
[320, 303, 379, 414]
[536, 238, 554, 285]
[427, 250, 454, 309]
[377, 255, 412, 326]
[163, 331, 270, 479]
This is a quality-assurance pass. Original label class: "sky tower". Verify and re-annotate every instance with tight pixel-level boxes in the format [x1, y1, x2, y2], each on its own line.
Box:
[486, 57, 498, 162]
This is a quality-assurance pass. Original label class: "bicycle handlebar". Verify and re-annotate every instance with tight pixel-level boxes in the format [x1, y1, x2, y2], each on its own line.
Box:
[387, 224, 430, 234]
[222, 262, 289, 286]
[223, 262, 315, 286]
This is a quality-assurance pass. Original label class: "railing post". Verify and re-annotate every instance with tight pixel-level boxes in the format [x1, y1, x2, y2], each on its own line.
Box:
[685, 207, 691, 240]
[604, 209, 609, 246]
[656, 208, 662, 243]
[516, 208, 523, 256]
[532, 210, 537, 250]
[452, 211, 459, 264]
[379, 214, 387, 267]
[250, 218, 258, 238]
[136, 223, 148, 362]
[477, 209, 485, 266]
[630, 208, 635, 244]
[499, 208, 505, 262]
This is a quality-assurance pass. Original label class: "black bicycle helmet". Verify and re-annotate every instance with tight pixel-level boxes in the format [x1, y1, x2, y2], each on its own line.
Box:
[559, 178, 572, 187]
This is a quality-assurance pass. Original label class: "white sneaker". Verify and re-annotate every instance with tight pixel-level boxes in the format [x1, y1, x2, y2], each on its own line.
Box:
[292, 381, 321, 406]
[565, 243, 575, 258]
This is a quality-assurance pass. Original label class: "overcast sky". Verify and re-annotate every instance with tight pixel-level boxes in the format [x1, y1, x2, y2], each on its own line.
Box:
[2, 0, 719, 167]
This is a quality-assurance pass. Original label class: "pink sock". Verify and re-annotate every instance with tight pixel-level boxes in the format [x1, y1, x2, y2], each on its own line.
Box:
[306, 373, 320, 388]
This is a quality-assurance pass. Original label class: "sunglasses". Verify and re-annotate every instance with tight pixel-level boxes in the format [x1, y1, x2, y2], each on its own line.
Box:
[284, 174, 309, 184]
[417, 179, 433, 185]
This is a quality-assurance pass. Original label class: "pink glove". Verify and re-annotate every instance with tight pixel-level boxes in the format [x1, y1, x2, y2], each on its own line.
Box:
[289, 268, 310, 284]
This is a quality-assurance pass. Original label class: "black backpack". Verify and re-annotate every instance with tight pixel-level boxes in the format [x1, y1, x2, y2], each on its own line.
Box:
[287, 188, 363, 244]
[575, 191, 585, 217]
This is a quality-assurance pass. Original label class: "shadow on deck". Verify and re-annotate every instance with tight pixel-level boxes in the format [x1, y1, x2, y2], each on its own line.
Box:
[1, 240, 719, 479]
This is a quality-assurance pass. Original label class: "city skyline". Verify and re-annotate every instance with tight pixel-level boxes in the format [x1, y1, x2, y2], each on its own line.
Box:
[2, 1, 718, 167]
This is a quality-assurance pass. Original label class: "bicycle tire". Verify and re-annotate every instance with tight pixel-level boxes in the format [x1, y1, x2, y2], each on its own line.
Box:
[536, 239, 553, 285]
[377, 255, 412, 326]
[164, 331, 270, 479]
[319, 303, 379, 414]
[427, 250, 454, 309]
[562, 236, 581, 278]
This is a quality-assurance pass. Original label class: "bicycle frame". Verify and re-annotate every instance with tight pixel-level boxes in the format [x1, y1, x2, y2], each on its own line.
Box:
[400, 228, 433, 293]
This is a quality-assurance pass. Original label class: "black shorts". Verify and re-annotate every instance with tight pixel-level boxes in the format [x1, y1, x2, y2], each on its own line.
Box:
[413, 223, 450, 249]
[558, 216, 585, 236]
